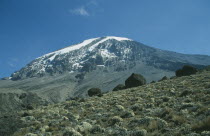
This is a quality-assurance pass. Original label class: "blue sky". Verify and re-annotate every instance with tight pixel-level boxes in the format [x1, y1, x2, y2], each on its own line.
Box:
[0, 0, 210, 77]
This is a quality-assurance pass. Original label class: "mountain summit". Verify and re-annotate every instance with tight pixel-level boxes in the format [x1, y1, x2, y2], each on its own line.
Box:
[40, 36, 132, 60]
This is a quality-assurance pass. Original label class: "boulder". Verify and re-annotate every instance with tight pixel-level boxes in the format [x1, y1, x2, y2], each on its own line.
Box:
[87, 88, 102, 97]
[125, 73, 146, 88]
[159, 76, 168, 82]
[176, 65, 197, 77]
[112, 84, 126, 91]
[150, 81, 156, 83]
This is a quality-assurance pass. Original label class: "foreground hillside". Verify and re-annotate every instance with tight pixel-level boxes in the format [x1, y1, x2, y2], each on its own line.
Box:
[1, 71, 210, 136]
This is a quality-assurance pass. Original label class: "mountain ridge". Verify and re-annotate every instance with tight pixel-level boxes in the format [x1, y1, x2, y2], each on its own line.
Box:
[9, 36, 210, 80]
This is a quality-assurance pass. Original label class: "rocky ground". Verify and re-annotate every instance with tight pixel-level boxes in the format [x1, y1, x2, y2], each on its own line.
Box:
[1, 71, 210, 136]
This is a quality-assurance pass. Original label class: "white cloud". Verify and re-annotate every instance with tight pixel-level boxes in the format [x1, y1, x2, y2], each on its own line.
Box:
[88, 0, 98, 6]
[70, 7, 90, 16]
[69, 0, 102, 17]
[8, 58, 19, 68]
[8, 62, 15, 67]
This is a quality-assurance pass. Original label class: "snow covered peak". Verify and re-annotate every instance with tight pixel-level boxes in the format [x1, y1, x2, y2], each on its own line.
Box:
[88, 36, 132, 51]
[37, 36, 133, 61]
[104, 36, 132, 41]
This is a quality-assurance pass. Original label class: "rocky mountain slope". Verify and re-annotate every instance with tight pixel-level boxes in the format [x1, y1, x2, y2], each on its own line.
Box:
[1, 36, 210, 114]
[10, 36, 210, 80]
[1, 70, 210, 136]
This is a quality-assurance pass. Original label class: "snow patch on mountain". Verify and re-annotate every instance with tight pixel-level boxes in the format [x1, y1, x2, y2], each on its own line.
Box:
[39, 37, 99, 61]
[89, 36, 132, 51]
[106, 36, 132, 41]
[100, 49, 117, 58]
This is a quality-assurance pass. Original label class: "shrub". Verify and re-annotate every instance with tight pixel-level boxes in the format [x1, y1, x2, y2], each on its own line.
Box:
[109, 116, 123, 125]
[179, 90, 192, 97]
[26, 105, 34, 110]
[202, 65, 210, 71]
[129, 116, 168, 130]
[192, 117, 210, 132]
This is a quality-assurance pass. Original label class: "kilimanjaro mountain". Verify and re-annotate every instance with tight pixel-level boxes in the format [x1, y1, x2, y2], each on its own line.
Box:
[0, 36, 210, 113]
[10, 36, 210, 80]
